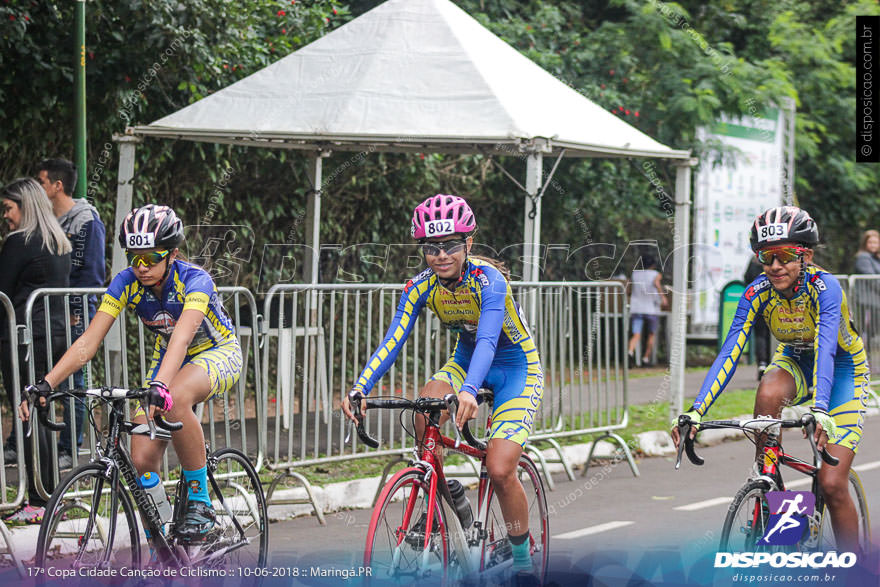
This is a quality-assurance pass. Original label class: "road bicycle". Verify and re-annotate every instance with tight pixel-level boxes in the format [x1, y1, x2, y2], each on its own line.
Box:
[27, 386, 268, 574]
[349, 390, 549, 585]
[675, 412, 871, 553]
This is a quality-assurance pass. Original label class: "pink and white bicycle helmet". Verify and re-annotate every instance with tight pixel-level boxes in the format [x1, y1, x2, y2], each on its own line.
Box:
[118, 204, 184, 250]
[411, 194, 476, 240]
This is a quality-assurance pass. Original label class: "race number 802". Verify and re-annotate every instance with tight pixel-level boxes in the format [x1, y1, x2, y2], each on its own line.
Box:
[425, 219, 454, 236]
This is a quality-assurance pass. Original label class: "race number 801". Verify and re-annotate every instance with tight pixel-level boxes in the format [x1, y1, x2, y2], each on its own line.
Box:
[126, 233, 155, 248]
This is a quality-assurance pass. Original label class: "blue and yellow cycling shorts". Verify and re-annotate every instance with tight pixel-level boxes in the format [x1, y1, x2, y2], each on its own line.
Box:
[134, 337, 243, 418]
[766, 344, 870, 453]
[430, 342, 543, 447]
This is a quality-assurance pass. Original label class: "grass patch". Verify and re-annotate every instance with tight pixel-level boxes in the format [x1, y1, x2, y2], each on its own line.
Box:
[586, 387, 757, 454]
[261, 388, 760, 486]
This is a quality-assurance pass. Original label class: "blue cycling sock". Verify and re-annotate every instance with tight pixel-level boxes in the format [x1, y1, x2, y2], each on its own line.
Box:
[509, 531, 533, 571]
[183, 466, 212, 505]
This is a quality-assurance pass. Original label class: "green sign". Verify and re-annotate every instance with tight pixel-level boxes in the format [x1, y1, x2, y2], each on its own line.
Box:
[718, 280, 748, 352]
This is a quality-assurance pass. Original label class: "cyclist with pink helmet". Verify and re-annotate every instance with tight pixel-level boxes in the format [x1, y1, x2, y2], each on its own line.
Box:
[343, 194, 544, 579]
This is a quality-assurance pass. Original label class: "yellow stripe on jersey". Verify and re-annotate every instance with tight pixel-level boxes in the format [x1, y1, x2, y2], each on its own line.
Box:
[98, 293, 124, 318]
[183, 291, 211, 314]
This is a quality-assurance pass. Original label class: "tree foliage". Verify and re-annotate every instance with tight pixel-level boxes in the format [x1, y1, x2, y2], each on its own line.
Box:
[1, 0, 877, 287]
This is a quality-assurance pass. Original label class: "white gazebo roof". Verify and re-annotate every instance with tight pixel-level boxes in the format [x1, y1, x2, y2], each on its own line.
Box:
[132, 0, 689, 159]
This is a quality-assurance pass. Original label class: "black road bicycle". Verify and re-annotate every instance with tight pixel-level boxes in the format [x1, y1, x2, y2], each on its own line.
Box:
[27, 386, 268, 573]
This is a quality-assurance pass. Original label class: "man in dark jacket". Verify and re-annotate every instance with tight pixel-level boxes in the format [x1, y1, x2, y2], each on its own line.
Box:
[37, 158, 106, 468]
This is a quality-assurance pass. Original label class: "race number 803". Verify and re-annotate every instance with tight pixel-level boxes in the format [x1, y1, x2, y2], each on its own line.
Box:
[758, 222, 789, 242]
[126, 232, 155, 248]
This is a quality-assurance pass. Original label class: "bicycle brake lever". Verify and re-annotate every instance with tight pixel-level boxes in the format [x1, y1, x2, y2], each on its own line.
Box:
[344, 418, 353, 444]
[147, 415, 157, 441]
[674, 426, 686, 470]
[24, 404, 33, 439]
[443, 394, 462, 449]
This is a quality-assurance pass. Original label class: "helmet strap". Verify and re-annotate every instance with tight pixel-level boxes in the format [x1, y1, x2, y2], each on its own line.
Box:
[155, 255, 175, 290]
[793, 254, 806, 294]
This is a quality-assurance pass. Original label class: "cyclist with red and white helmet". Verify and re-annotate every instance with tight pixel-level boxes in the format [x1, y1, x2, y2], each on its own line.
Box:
[342, 194, 544, 578]
[20, 204, 242, 543]
[673, 206, 869, 553]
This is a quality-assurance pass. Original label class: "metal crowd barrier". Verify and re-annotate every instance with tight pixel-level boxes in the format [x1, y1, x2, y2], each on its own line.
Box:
[0, 292, 26, 509]
[516, 282, 636, 481]
[260, 281, 632, 517]
[0, 291, 26, 576]
[846, 275, 880, 405]
[22, 286, 263, 501]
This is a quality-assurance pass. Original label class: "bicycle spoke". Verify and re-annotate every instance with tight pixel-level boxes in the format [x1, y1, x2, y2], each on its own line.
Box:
[365, 470, 447, 584]
[36, 464, 140, 573]
[196, 448, 268, 570]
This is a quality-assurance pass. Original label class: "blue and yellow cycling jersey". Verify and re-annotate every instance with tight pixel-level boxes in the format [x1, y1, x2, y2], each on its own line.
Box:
[353, 257, 540, 398]
[98, 260, 236, 355]
[693, 266, 868, 415]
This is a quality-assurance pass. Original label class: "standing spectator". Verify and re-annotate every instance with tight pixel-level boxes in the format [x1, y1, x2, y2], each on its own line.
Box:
[853, 229, 880, 359]
[627, 256, 667, 367]
[36, 158, 105, 469]
[854, 229, 880, 274]
[745, 255, 771, 379]
[0, 178, 71, 524]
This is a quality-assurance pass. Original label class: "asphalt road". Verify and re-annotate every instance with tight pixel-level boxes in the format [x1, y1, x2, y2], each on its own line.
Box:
[262, 416, 880, 586]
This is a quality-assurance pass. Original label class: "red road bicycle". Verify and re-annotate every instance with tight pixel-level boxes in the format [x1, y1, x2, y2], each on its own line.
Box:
[675, 413, 871, 553]
[349, 391, 549, 584]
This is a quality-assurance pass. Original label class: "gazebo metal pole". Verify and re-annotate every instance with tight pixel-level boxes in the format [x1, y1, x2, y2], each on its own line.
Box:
[304, 152, 326, 286]
[523, 151, 543, 324]
[669, 158, 697, 418]
[108, 133, 142, 384]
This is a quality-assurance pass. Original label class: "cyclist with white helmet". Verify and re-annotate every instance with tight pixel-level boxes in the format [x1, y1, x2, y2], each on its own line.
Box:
[342, 194, 544, 578]
[20, 204, 243, 543]
[673, 206, 869, 553]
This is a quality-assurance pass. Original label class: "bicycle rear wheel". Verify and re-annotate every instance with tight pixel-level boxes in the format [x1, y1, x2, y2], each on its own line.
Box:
[719, 479, 776, 551]
[479, 454, 550, 583]
[365, 467, 448, 584]
[36, 463, 140, 572]
[818, 469, 871, 552]
[193, 448, 268, 569]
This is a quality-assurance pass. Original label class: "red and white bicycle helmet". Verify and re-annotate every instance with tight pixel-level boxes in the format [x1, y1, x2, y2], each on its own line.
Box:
[411, 194, 476, 240]
[118, 204, 184, 250]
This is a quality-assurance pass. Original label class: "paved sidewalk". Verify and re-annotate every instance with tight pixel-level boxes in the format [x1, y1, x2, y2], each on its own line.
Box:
[0, 362, 862, 574]
[625, 363, 760, 407]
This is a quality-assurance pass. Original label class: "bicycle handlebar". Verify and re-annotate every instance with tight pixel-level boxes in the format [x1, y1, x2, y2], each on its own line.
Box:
[347, 390, 486, 451]
[674, 413, 839, 470]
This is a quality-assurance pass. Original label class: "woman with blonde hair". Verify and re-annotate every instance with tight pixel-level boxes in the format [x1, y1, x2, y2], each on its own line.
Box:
[0, 177, 71, 523]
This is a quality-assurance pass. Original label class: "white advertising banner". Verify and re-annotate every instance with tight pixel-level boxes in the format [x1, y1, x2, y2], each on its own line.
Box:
[692, 108, 785, 333]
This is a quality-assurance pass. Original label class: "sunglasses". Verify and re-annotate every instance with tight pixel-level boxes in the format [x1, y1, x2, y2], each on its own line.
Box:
[127, 249, 170, 268]
[421, 239, 466, 257]
[756, 246, 807, 265]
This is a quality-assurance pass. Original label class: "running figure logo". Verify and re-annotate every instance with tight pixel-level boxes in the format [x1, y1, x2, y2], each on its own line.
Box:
[760, 491, 815, 546]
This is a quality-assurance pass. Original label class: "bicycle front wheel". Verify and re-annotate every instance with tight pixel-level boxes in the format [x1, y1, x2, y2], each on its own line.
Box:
[480, 454, 550, 583]
[36, 462, 140, 571]
[200, 448, 269, 569]
[818, 469, 872, 552]
[365, 467, 448, 584]
[719, 479, 777, 552]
